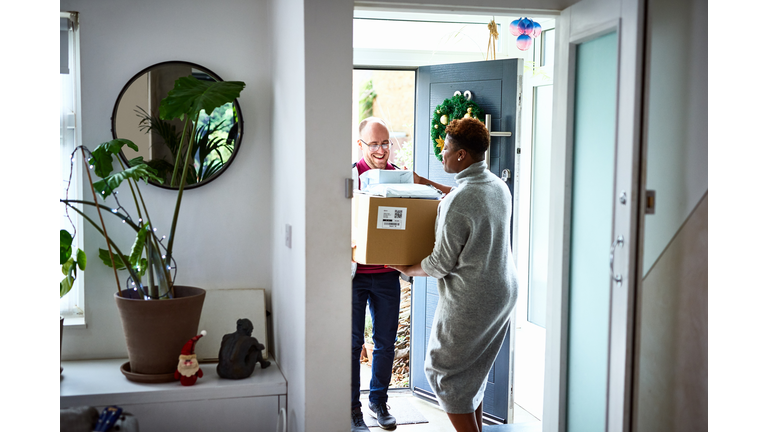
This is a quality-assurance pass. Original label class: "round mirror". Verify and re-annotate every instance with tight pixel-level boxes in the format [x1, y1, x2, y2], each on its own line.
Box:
[111, 61, 244, 189]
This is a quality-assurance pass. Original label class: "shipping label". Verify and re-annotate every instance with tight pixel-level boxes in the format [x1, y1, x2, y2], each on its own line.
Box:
[376, 206, 407, 230]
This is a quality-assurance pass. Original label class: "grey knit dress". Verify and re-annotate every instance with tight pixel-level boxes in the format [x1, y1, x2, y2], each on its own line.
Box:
[420, 161, 518, 414]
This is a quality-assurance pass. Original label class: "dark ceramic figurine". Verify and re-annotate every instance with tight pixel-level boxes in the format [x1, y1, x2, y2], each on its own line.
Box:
[217, 318, 271, 379]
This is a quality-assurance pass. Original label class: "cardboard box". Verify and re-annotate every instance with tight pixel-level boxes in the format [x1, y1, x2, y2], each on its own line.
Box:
[359, 169, 413, 191]
[352, 194, 440, 265]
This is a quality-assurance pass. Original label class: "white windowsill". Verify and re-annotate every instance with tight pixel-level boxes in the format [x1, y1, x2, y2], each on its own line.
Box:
[60, 315, 85, 328]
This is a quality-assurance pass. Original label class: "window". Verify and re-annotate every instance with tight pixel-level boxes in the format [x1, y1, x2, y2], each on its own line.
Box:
[60, 11, 84, 323]
[538, 29, 555, 67]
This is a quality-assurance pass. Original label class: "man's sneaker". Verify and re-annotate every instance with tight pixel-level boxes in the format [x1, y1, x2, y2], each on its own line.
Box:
[352, 407, 370, 432]
[367, 402, 397, 430]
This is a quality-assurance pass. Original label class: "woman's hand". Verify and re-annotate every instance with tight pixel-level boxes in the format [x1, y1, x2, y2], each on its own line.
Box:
[413, 171, 453, 196]
[413, 172, 424, 185]
[387, 263, 428, 277]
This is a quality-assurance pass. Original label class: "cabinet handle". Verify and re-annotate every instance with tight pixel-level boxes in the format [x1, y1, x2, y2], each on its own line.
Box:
[277, 407, 286, 432]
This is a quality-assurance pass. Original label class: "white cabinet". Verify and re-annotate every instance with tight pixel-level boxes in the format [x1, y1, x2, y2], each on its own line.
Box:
[60, 358, 286, 432]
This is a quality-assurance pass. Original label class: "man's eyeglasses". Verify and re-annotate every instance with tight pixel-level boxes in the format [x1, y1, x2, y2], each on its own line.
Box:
[360, 138, 391, 151]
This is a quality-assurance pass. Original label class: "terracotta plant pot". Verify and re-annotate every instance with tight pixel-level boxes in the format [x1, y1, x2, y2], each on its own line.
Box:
[115, 286, 206, 382]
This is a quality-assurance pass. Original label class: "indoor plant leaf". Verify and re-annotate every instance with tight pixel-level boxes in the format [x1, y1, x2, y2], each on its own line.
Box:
[61, 256, 75, 276]
[159, 76, 245, 122]
[89, 139, 140, 178]
[93, 164, 164, 199]
[129, 223, 150, 271]
[99, 248, 129, 270]
[128, 156, 145, 167]
[76, 248, 87, 271]
[60, 275, 74, 298]
[60, 229, 73, 264]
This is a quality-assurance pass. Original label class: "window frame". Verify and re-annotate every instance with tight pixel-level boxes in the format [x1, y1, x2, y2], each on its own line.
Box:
[60, 11, 85, 326]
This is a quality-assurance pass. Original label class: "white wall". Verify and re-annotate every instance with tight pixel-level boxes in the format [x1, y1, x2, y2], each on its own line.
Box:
[270, 0, 308, 429]
[641, 0, 708, 275]
[59, 0, 274, 362]
[270, 0, 353, 430]
[634, 0, 708, 430]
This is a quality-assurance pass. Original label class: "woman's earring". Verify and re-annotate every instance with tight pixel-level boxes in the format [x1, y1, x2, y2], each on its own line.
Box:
[458, 157, 462, 161]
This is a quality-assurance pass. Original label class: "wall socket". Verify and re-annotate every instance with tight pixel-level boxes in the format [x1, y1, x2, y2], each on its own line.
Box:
[285, 224, 292, 248]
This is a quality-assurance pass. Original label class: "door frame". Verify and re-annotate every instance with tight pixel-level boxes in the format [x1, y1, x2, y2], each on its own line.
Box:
[544, 0, 646, 431]
[513, 17, 555, 421]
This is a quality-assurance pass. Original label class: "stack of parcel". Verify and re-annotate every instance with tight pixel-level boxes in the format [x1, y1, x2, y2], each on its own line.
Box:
[352, 169, 443, 266]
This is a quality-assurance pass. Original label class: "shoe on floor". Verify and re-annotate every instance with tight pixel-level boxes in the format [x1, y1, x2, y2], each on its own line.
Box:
[367, 401, 397, 430]
[352, 407, 370, 432]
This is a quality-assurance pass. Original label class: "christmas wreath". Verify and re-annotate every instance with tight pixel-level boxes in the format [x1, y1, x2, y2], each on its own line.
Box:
[430, 93, 484, 161]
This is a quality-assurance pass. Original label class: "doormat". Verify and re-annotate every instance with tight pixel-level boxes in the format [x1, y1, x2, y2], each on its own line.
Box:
[362, 396, 429, 428]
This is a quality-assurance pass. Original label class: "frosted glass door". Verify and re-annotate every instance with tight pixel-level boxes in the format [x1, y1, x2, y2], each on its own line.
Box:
[566, 31, 618, 432]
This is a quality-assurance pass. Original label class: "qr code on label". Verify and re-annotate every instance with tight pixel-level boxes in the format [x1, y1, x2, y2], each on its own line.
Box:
[394, 210, 403, 218]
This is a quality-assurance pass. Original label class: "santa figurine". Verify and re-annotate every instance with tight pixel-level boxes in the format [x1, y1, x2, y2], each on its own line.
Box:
[175, 330, 206, 386]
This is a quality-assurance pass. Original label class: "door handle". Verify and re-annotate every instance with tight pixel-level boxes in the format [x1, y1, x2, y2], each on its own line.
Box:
[483, 114, 513, 169]
[484, 114, 512, 137]
[610, 235, 624, 285]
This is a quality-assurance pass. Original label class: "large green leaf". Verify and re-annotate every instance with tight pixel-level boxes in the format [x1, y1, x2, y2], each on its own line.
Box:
[159, 76, 245, 122]
[98, 248, 146, 277]
[98, 248, 128, 270]
[92, 163, 164, 199]
[60, 229, 73, 265]
[88, 139, 139, 178]
[129, 223, 150, 271]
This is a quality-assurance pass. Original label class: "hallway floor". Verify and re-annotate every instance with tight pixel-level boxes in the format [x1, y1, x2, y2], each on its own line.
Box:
[360, 363, 542, 431]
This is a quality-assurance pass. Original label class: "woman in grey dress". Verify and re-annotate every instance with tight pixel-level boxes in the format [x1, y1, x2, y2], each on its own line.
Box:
[391, 117, 518, 432]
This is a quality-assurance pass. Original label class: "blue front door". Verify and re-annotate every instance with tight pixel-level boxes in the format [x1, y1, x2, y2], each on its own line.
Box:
[411, 58, 521, 424]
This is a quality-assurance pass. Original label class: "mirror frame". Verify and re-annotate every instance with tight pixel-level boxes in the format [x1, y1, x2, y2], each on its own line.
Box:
[110, 60, 245, 190]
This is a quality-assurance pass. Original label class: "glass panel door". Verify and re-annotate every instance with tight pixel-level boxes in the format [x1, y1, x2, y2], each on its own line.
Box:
[566, 30, 618, 432]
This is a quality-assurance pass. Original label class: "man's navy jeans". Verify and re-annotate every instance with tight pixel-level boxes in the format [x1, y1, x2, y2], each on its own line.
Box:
[351, 270, 401, 409]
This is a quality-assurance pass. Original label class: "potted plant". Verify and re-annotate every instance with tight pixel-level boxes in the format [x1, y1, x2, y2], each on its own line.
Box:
[61, 75, 245, 382]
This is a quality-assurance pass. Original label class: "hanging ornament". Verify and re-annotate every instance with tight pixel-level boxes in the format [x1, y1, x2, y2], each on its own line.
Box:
[440, 115, 449, 125]
[517, 18, 533, 35]
[486, 18, 499, 61]
[509, 17, 541, 51]
[516, 34, 532, 51]
[509, 19, 521, 36]
[531, 21, 542, 38]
